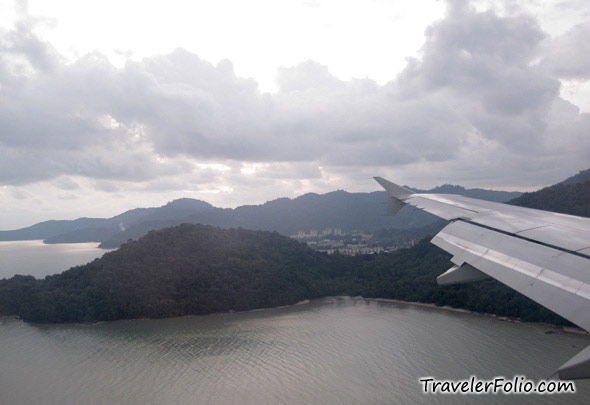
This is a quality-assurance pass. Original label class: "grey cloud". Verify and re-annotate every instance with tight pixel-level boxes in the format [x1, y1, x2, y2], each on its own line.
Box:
[247, 162, 322, 180]
[54, 177, 80, 190]
[1, 18, 61, 72]
[92, 180, 121, 193]
[276, 60, 345, 92]
[393, 0, 582, 157]
[10, 188, 32, 200]
[541, 23, 590, 79]
[57, 193, 78, 200]
[0, 0, 588, 191]
[0, 143, 184, 185]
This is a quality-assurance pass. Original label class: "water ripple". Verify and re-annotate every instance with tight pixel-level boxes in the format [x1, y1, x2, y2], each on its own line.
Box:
[1, 299, 590, 404]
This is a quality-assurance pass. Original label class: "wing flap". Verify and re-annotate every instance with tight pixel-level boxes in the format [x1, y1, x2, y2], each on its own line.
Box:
[516, 225, 590, 252]
[436, 263, 490, 285]
[432, 220, 590, 331]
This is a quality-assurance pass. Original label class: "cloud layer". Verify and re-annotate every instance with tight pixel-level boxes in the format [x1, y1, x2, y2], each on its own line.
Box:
[0, 0, 589, 227]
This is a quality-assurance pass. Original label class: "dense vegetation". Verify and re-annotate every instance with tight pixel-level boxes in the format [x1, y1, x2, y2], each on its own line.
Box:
[0, 224, 569, 325]
[508, 180, 590, 217]
[371, 220, 448, 246]
[560, 168, 590, 185]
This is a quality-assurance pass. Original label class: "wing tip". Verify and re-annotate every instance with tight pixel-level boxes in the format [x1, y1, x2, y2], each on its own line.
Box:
[373, 177, 413, 199]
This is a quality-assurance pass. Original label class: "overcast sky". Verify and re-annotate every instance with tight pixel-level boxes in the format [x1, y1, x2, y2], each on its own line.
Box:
[1, 0, 589, 229]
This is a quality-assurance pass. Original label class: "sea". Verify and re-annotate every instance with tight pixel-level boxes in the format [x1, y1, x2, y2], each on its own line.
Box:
[1, 240, 589, 404]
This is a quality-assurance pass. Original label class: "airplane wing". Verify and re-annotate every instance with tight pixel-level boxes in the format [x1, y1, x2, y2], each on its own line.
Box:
[374, 177, 590, 380]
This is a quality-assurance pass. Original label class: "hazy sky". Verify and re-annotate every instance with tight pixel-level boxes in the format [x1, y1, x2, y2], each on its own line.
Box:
[1, 0, 589, 229]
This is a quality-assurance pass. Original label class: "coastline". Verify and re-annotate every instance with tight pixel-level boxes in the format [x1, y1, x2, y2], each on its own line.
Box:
[7, 294, 589, 335]
[362, 297, 589, 335]
[240, 295, 589, 336]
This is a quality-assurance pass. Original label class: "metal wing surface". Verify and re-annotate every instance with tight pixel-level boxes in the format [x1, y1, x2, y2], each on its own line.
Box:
[374, 177, 590, 380]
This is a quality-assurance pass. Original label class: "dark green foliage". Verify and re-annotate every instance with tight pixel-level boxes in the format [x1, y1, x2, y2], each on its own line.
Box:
[0, 225, 331, 322]
[560, 169, 590, 185]
[0, 224, 572, 326]
[371, 220, 448, 245]
[508, 180, 590, 218]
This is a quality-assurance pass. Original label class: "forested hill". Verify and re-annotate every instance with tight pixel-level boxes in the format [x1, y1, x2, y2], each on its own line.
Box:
[508, 179, 590, 218]
[0, 225, 327, 322]
[0, 224, 568, 325]
[560, 169, 590, 185]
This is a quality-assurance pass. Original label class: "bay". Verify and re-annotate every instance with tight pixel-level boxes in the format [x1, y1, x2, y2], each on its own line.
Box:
[0, 240, 109, 279]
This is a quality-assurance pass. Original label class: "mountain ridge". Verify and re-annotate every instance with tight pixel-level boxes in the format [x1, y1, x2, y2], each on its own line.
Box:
[0, 185, 522, 247]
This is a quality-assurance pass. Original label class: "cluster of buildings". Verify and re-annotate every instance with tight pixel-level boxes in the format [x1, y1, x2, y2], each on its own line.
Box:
[296, 227, 342, 239]
[292, 226, 410, 256]
[311, 242, 387, 256]
[307, 238, 415, 256]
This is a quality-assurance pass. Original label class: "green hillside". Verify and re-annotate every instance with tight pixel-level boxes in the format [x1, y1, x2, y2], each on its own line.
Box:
[509, 180, 590, 217]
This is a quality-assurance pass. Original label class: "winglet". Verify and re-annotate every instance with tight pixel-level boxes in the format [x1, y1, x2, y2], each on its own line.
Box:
[374, 177, 414, 216]
[373, 177, 413, 200]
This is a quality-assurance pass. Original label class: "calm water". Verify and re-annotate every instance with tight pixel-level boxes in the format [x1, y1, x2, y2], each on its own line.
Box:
[0, 240, 109, 279]
[1, 242, 590, 404]
[1, 299, 590, 404]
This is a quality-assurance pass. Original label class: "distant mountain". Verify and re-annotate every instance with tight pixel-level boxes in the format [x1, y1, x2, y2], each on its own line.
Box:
[0, 185, 522, 248]
[0, 218, 120, 242]
[0, 198, 219, 243]
[97, 190, 440, 248]
[411, 184, 521, 202]
[97, 186, 522, 248]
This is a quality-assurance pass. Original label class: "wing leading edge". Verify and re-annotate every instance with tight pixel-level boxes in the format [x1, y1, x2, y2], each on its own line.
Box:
[374, 177, 590, 380]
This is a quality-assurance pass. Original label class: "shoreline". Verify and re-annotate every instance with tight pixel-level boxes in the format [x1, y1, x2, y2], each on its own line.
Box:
[361, 297, 589, 335]
[222, 295, 589, 336]
[6, 295, 589, 335]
